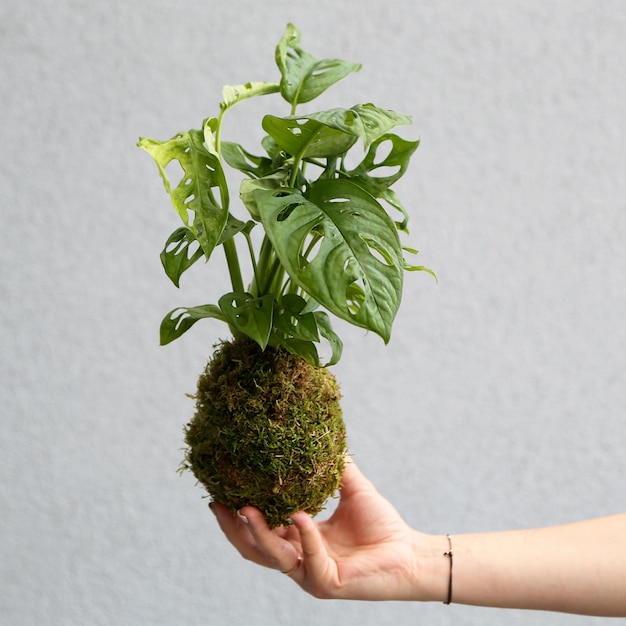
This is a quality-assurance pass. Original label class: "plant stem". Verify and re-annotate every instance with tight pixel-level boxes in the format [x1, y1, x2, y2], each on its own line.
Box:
[267, 257, 285, 295]
[212, 104, 245, 295]
[243, 230, 260, 295]
[215, 107, 227, 154]
[255, 235, 275, 295]
[223, 238, 245, 294]
[289, 155, 303, 187]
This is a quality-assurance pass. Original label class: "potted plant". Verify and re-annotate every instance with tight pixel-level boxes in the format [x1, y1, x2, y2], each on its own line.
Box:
[138, 23, 433, 528]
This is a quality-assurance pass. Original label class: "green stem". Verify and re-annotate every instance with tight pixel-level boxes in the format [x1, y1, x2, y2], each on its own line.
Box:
[288, 101, 301, 186]
[223, 238, 244, 294]
[289, 153, 304, 188]
[243, 229, 260, 296]
[267, 257, 285, 295]
[215, 107, 227, 154]
[255, 235, 276, 295]
[280, 277, 299, 298]
[213, 103, 244, 295]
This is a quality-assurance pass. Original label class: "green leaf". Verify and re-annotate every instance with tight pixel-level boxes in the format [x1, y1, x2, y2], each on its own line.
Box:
[405, 264, 438, 280]
[160, 304, 225, 345]
[273, 294, 320, 342]
[401, 247, 438, 280]
[273, 337, 321, 366]
[262, 116, 357, 159]
[218, 292, 274, 349]
[160, 227, 204, 288]
[345, 134, 420, 196]
[313, 311, 343, 366]
[202, 117, 219, 157]
[379, 189, 410, 233]
[261, 135, 282, 161]
[220, 142, 275, 178]
[240, 171, 290, 221]
[303, 104, 412, 149]
[221, 82, 280, 111]
[345, 279, 366, 314]
[160, 218, 248, 288]
[276, 23, 361, 107]
[271, 302, 343, 366]
[255, 179, 404, 342]
[138, 130, 229, 260]
[218, 213, 249, 244]
[263, 106, 412, 161]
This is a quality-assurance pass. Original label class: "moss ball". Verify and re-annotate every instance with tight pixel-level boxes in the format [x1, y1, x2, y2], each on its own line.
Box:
[182, 338, 347, 528]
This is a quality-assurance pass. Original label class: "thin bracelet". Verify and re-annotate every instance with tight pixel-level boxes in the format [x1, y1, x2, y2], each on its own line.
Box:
[443, 534, 453, 605]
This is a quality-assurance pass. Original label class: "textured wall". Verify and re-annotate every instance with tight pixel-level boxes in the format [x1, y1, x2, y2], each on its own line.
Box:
[2, 1, 625, 624]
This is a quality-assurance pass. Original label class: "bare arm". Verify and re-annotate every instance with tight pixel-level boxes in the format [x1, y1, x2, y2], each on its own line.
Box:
[448, 514, 626, 616]
[211, 461, 626, 616]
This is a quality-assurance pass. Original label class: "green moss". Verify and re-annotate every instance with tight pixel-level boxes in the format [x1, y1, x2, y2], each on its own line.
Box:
[181, 338, 347, 528]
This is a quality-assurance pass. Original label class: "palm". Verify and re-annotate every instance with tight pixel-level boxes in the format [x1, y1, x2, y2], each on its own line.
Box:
[213, 461, 426, 601]
[293, 462, 418, 599]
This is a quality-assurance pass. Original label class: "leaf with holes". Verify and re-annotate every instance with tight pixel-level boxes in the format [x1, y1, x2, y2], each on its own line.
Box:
[160, 216, 249, 287]
[345, 134, 420, 197]
[218, 293, 275, 349]
[220, 141, 275, 179]
[240, 171, 291, 221]
[218, 213, 252, 244]
[313, 311, 343, 366]
[272, 309, 343, 367]
[140, 23, 431, 365]
[302, 104, 412, 149]
[160, 304, 225, 345]
[273, 294, 320, 342]
[276, 23, 361, 106]
[256, 179, 404, 342]
[160, 227, 204, 288]
[379, 189, 410, 233]
[262, 115, 357, 159]
[138, 130, 229, 260]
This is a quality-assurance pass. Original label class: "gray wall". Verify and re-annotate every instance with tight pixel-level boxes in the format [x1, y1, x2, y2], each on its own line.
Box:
[2, 1, 625, 624]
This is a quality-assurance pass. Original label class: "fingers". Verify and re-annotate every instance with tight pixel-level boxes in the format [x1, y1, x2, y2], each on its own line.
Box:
[238, 506, 302, 574]
[289, 511, 326, 559]
[210, 502, 274, 568]
[289, 511, 335, 591]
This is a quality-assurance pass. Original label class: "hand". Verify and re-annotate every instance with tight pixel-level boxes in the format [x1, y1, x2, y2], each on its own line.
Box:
[210, 460, 447, 601]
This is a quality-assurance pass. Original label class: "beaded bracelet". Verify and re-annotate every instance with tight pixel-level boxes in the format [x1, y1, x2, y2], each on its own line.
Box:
[443, 535, 453, 605]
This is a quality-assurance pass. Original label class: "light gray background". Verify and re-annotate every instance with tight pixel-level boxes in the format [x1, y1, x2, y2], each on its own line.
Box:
[2, 1, 625, 624]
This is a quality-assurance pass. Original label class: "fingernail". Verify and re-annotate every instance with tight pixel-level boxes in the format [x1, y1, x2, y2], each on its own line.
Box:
[237, 510, 249, 525]
[208, 502, 217, 517]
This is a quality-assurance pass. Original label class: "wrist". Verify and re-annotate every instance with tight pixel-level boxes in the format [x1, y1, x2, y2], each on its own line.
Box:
[409, 531, 455, 603]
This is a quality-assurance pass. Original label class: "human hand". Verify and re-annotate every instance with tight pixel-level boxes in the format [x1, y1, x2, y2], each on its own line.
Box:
[210, 460, 448, 601]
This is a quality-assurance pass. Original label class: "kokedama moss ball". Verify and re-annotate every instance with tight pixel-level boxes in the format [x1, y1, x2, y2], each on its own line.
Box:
[182, 338, 347, 528]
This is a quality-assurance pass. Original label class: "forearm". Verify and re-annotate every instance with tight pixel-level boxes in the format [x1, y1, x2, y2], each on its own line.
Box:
[426, 513, 626, 616]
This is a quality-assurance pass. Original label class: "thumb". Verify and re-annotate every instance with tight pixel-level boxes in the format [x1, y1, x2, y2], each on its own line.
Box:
[338, 459, 377, 499]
